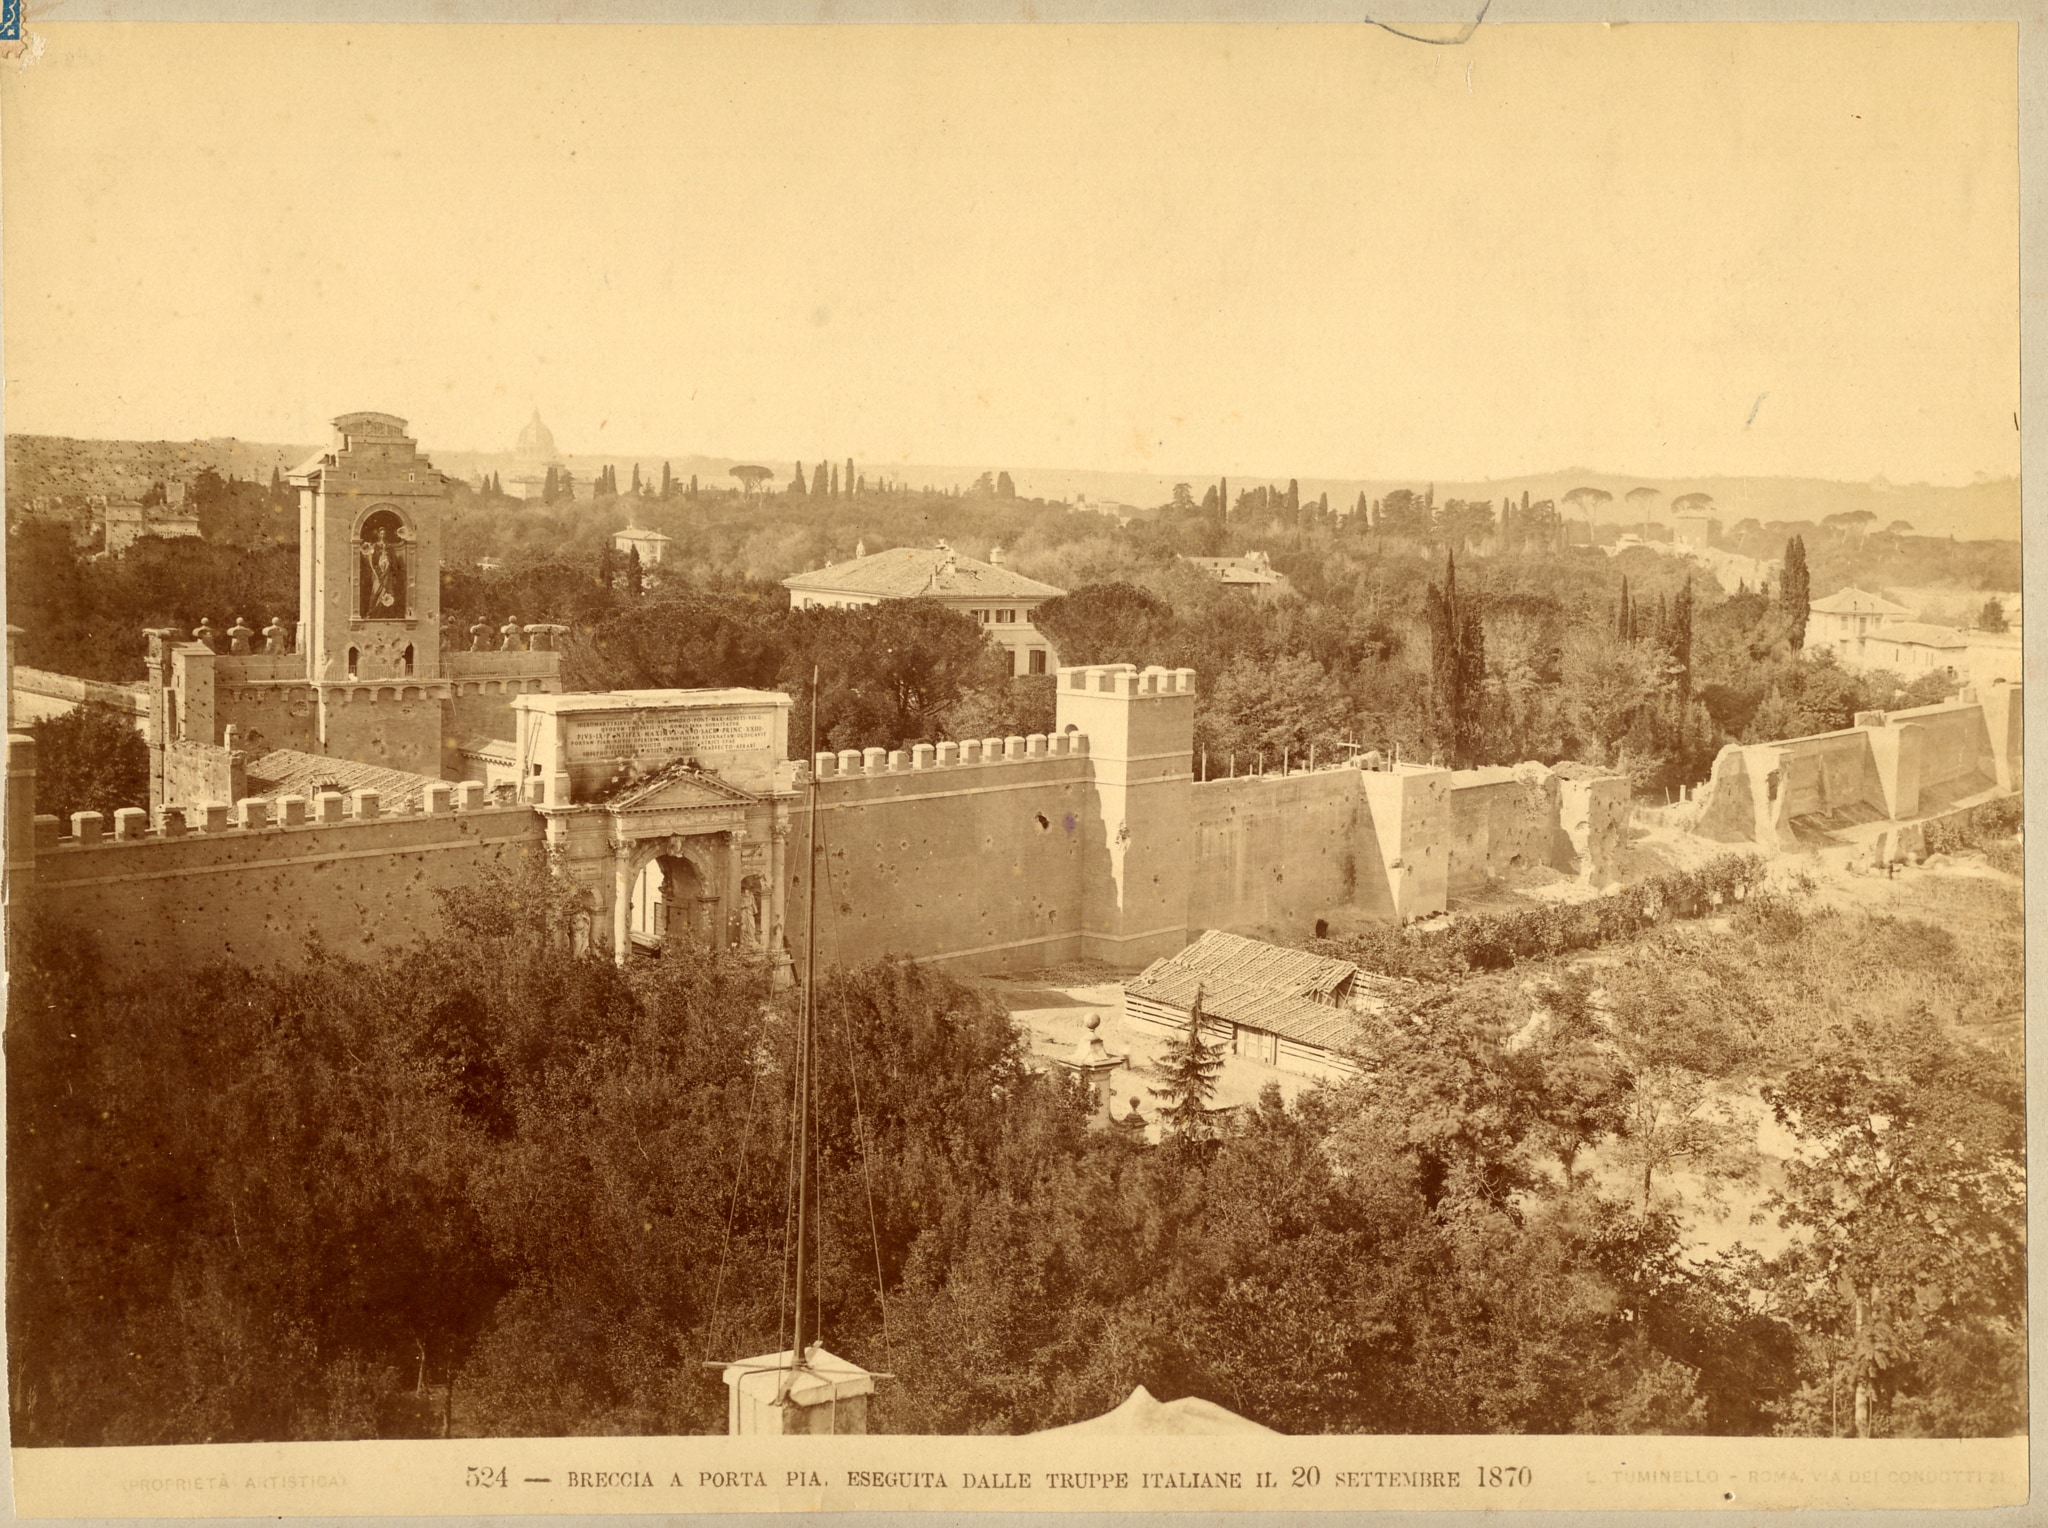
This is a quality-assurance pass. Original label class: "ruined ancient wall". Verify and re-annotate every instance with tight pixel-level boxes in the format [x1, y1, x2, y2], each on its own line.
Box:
[787, 734, 1093, 974]
[1694, 687, 2019, 847]
[1446, 765, 1570, 894]
[26, 785, 545, 981]
[1891, 697, 2000, 809]
[1771, 727, 1890, 826]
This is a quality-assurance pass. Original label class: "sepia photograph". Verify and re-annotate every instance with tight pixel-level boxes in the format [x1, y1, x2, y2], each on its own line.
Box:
[0, 8, 2029, 1516]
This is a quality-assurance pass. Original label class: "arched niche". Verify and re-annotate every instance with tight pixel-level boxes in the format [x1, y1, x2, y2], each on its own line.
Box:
[354, 505, 414, 621]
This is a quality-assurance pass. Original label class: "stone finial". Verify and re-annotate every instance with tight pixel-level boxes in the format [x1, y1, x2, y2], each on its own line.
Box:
[524, 624, 554, 652]
[1072, 1013, 1122, 1067]
[227, 617, 255, 654]
[262, 617, 289, 655]
[469, 621, 491, 652]
[499, 620, 524, 652]
[192, 617, 217, 651]
[222, 724, 241, 754]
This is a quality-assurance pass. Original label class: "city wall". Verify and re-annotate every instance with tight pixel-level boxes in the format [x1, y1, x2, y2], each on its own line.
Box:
[789, 734, 1095, 976]
[13, 663, 1635, 986]
[1188, 769, 1394, 935]
[17, 752, 544, 978]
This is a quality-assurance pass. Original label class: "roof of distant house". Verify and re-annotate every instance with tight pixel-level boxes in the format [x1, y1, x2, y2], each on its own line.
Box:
[243, 750, 447, 812]
[616, 524, 674, 543]
[1811, 587, 1915, 618]
[782, 543, 1064, 601]
[1868, 622, 1969, 650]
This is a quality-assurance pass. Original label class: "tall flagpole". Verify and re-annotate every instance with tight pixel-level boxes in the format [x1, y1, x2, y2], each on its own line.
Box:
[790, 665, 821, 1381]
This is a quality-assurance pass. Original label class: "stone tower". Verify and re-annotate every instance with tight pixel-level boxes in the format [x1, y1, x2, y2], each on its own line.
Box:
[1056, 663, 1198, 969]
[290, 412, 447, 775]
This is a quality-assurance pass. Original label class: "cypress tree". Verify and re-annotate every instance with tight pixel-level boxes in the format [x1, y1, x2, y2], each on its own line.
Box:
[1673, 576, 1695, 714]
[846, 458, 855, 497]
[791, 462, 807, 496]
[1780, 535, 1811, 650]
[626, 545, 644, 598]
[543, 465, 558, 503]
[1425, 551, 1486, 768]
[812, 461, 829, 496]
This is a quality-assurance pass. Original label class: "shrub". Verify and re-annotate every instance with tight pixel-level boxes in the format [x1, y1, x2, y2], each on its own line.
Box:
[1317, 853, 1770, 977]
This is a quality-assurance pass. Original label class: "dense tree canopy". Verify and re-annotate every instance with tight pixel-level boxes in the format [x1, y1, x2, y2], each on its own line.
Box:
[9, 834, 2022, 1443]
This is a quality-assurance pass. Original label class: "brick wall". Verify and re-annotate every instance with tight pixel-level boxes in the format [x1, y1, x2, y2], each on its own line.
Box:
[28, 791, 544, 979]
[787, 735, 1092, 975]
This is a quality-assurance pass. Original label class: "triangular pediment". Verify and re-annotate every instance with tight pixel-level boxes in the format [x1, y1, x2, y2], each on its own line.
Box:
[596, 757, 759, 812]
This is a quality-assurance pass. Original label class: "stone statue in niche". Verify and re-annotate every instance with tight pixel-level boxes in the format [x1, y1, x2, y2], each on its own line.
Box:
[740, 873, 764, 946]
[357, 510, 409, 620]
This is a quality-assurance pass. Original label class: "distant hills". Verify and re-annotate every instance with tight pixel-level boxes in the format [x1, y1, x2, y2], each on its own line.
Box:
[7, 434, 2021, 545]
[6, 435, 313, 503]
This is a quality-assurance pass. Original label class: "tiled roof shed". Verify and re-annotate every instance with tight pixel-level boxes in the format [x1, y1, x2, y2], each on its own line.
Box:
[1126, 958, 1363, 1052]
[1173, 927, 1359, 1002]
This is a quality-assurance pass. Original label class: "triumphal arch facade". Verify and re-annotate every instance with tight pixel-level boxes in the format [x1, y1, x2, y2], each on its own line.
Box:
[510, 689, 800, 976]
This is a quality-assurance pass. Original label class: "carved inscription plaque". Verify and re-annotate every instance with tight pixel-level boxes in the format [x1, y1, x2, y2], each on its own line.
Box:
[564, 708, 774, 767]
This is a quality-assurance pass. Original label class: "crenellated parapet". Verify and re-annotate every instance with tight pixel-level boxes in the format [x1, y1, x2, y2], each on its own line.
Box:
[35, 776, 510, 855]
[807, 729, 1089, 782]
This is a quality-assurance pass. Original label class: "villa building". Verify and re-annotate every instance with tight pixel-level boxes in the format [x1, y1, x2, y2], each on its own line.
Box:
[782, 542, 1065, 675]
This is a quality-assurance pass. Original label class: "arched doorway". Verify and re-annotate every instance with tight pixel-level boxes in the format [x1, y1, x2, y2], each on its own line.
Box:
[629, 849, 715, 954]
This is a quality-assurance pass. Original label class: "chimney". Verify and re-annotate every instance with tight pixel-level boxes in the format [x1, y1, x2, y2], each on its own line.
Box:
[989, 545, 1007, 567]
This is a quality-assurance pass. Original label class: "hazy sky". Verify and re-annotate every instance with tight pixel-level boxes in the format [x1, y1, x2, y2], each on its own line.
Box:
[0, 22, 2020, 483]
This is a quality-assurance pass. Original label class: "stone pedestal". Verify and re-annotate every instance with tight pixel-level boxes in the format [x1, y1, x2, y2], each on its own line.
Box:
[1051, 1015, 1127, 1127]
